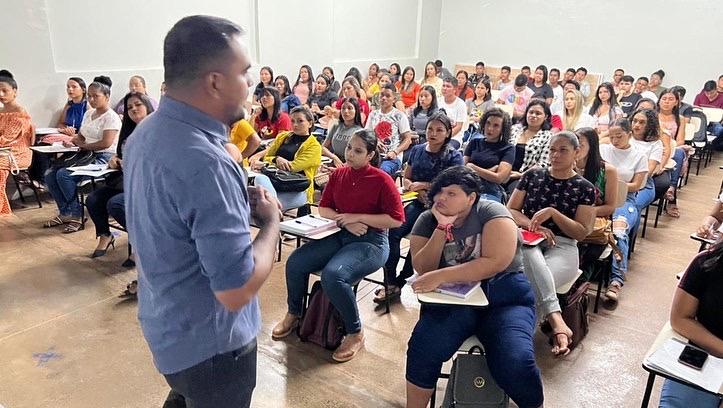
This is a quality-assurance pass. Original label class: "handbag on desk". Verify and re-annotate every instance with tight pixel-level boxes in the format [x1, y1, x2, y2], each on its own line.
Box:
[442, 345, 509, 408]
[261, 166, 310, 192]
[51, 150, 97, 169]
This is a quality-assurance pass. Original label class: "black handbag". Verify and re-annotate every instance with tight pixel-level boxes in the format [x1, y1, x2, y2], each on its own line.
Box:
[442, 345, 509, 408]
[261, 166, 310, 192]
[52, 150, 97, 169]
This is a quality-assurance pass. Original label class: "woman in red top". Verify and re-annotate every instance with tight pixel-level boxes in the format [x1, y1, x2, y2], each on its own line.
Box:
[272, 129, 404, 362]
[455, 70, 474, 101]
[396, 66, 421, 109]
[326, 76, 370, 125]
[251, 86, 291, 140]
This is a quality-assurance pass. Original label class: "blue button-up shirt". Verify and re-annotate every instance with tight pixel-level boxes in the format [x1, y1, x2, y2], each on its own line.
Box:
[123, 96, 258, 375]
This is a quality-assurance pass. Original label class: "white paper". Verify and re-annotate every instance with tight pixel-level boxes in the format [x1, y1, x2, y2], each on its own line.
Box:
[280, 215, 337, 236]
[35, 127, 60, 135]
[30, 145, 79, 153]
[646, 338, 723, 394]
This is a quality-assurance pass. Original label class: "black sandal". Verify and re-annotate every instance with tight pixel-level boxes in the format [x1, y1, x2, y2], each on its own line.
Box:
[119, 280, 138, 299]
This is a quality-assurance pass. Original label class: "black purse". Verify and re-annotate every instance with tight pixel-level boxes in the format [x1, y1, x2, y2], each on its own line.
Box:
[442, 345, 509, 408]
[52, 150, 97, 169]
[261, 166, 310, 192]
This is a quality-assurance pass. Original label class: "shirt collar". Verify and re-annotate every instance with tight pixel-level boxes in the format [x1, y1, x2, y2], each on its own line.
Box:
[157, 95, 229, 142]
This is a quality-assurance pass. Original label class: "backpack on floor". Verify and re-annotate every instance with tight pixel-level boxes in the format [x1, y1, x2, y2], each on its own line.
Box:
[298, 281, 345, 350]
[442, 345, 509, 408]
[559, 281, 590, 350]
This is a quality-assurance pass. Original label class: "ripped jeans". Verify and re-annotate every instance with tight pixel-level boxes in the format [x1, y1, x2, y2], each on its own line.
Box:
[611, 193, 640, 285]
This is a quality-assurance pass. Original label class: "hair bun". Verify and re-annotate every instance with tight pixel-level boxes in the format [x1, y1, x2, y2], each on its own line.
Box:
[0, 69, 14, 79]
[93, 75, 112, 88]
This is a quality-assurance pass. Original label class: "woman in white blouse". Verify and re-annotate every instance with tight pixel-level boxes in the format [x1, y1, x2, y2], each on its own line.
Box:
[43, 76, 121, 233]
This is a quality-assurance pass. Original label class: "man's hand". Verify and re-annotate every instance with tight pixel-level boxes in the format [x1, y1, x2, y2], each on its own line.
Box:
[248, 186, 281, 226]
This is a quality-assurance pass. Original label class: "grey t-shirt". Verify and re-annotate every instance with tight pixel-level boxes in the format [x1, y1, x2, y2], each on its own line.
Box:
[411, 200, 524, 274]
[326, 123, 362, 157]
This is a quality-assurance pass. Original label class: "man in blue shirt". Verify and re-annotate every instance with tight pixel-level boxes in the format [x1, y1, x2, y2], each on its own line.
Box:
[123, 15, 281, 408]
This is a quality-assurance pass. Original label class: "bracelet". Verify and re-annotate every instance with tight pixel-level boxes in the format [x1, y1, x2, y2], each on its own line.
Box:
[436, 223, 454, 242]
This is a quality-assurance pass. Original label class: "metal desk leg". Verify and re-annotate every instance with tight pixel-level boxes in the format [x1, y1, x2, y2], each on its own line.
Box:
[640, 372, 656, 408]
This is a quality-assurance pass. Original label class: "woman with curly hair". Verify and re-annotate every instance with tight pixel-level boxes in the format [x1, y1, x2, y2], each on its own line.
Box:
[629, 108, 668, 211]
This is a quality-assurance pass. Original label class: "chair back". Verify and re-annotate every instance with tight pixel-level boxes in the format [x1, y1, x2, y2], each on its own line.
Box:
[494, 103, 514, 117]
[684, 117, 700, 142]
[700, 107, 723, 124]
[688, 110, 709, 144]
[614, 179, 628, 208]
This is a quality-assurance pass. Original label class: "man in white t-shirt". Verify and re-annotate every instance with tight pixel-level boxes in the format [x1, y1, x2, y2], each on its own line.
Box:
[549, 68, 564, 114]
[437, 76, 467, 149]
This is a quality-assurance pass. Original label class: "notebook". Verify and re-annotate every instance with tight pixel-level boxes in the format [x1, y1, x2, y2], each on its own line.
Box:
[280, 215, 338, 236]
[406, 274, 480, 299]
[520, 229, 545, 246]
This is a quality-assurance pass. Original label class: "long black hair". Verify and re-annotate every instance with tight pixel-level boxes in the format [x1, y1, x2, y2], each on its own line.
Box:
[630, 108, 660, 142]
[534, 65, 548, 84]
[413, 85, 438, 117]
[657, 88, 681, 133]
[589, 82, 619, 117]
[118, 92, 155, 157]
[338, 97, 363, 127]
[0, 70, 17, 89]
[259, 86, 282, 122]
[275, 75, 292, 98]
[351, 129, 381, 167]
[294, 65, 314, 95]
[344, 67, 363, 87]
[574, 127, 603, 186]
[68, 77, 87, 100]
[520, 98, 552, 131]
[400, 66, 416, 92]
[254, 66, 274, 95]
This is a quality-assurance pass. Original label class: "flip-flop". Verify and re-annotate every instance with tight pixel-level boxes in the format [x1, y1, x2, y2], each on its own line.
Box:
[373, 286, 401, 304]
[551, 331, 573, 357]
[665, 204, 681, 218]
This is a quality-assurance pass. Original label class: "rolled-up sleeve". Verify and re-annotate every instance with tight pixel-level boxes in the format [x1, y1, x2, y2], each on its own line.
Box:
[173, 160, 254, 292]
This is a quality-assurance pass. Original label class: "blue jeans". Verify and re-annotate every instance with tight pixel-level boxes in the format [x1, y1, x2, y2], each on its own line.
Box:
[286, 229, 389, 333]
[670, 148, 686, 189]
[380, 157, 402, 177]
[659, 378, 721, 408]
[406, 271, 543, 408]
[634, 177, 656, 212]
[612, 194, 640, 285]
[44, 153, 112, 217]
[709, 122, 723, 150]
[86, 187, 124, 236]
[252, 174, 307, 211]
[385, 200, 426, 287]
[162, 340, 257, 408]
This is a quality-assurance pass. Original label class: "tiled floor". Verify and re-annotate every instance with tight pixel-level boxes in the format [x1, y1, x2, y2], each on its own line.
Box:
[0, 157, 719, 407]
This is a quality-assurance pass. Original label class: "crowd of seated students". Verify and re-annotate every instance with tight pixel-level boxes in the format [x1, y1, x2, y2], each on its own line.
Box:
[5, 56, 723, 408]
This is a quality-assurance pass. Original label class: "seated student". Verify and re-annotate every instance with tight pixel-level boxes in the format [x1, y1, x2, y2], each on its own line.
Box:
[617, 75, 642, 117]
[466, 79, 495, 135]
[589, 82, 623, 138]
[365, 83, 413, 177]
[561, 89, 596, 130]
[228, 118, 262, 163]
[527, 65, 554, 106]
[658, 245, 723, 408]
[292, 65, 314, 105]
[574, 67, 591, 99]
[44, 76, 121, 233]
[54, 77, 88, 138]
[696, 192, 723, 241]
[669, 86, 694, 118]
[548, 68, 564, 114]
[497, 74, 535, 122]
[520, 65, 532, 81]
[464, 108, 514, 202]
[309, 74, 340, 118]
[272, 129, 404, 362]
[648, 69, 666, 99]
[369, 72, 404, 111]
[409, 85, 439, 145]
[396, 66, 421, 109]
[113, 75, 158, 114]
[561, 68, 576, 86]
[693, 80, 723, 109]
[629, 108, 669, 210]
[437, 76, 468, 149]
[275, 75, 301, 113]
[0, 71, 33, 217]
[657, 89, 690, 218]
[507, 99, 554, 189]
[507, 131, 595, 356]
[377, 112, 463, 303]
[468, 61, 489, 88]
[434, 59, 453, 79]
[495, 65, 513, 91]
[420, 61, 443, 95]
[326, 76, 370, 125]
[249, 106, 321, 213]
[252, 66, 274, 103]
[322, 66, 341, 95]
[405, 166, 543, 408]
[598, 118, 649, 304]
[363, 63, 380, 94]
[250, 86, 291, 140]
[611, 68, 624, 94]
[454, 70, 474, 101]
[574, 127, 619, 270]
[387, 63, 401, 84]
[635, 76, 659, 102]
[86, 92, 154, 260]
[322, 97, 363, 167]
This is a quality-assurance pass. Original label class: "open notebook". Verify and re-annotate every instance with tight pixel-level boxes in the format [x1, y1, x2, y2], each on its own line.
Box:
[280, 215, 338, 236]
[646, 338, 723, 394]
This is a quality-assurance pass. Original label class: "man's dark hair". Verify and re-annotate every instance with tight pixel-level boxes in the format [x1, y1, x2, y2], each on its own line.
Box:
[577, 67, 588, 75]
[565, 80, 580, 90]
[620, 75, 635, 83]
[550, 68, 560, 75]
[501, 66, 511, 72]
[442, 76, 458, 87]
[435, 60, 443, 67]
[163, 15, 244, 87]
[514, 74, 528, 87]
[521, 65, 531, 72]
[427, 166, 482, 208]
[637, 76, 649, 84]
[476, 61, 485, 67]
[566, 68, 576, 74]
[704, 80, 717, 92]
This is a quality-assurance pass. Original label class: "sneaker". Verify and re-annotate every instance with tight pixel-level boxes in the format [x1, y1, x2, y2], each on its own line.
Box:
[605, 281, 622, 302]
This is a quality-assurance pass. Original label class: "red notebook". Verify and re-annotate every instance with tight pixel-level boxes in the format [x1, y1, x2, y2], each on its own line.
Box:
[521, 229, 545, 246]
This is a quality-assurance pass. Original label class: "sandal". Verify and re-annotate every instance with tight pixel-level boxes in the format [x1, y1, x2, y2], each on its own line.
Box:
[373, 285, 401, 304]
[62, 219, 84, 234]
[119, 280, 138, 299]
[332, 332, 365, 362]
[664, 187, 675, 201]
[551, 330, 573, 357]
[43, 216, 65, 228]
[665, 204, 680, 218]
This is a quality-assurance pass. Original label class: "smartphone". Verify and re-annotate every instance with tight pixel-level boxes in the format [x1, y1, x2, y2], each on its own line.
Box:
[678, 345, 708, 370]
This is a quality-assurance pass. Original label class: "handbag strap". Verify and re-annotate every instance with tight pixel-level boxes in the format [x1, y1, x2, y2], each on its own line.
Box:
[467, 345, 484, 356]
[1, 150, 20, 175]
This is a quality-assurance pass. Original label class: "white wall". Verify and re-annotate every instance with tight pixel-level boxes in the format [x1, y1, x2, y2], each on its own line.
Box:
[437, 0, 722, 104]
[3, 0, 442, 126]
